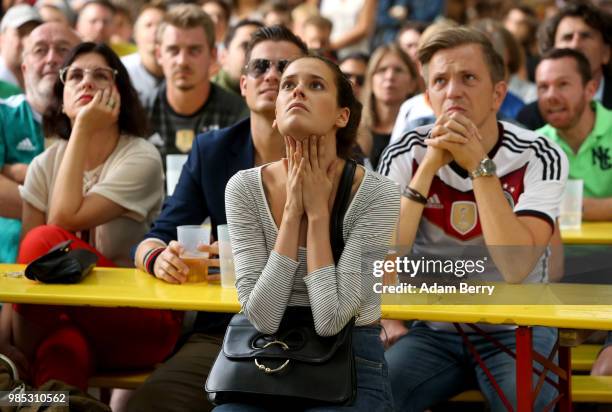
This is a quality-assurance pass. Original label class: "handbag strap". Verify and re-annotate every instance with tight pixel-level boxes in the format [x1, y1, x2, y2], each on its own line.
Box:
[329, 159, 357, 265]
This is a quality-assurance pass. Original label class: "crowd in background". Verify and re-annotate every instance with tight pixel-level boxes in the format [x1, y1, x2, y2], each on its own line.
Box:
[0, 0, 612, 411]
[0, 0, 610, 181]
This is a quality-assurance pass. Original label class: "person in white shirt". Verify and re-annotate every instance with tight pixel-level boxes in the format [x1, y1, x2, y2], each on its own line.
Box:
[0, 5, 42, 89]
[121, 1, 166, 104]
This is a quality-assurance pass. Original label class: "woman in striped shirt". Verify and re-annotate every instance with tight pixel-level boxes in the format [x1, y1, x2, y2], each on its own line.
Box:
[221, 55, 400, 411]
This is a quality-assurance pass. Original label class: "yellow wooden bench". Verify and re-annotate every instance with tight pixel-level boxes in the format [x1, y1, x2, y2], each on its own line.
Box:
[90, 372, 612, 404]
[571, 344, 601, 372]
[88, 369, 154, 390]
[87, 345, 602, 390]
[87, 345, 608, 405]
[451, 375, 612, 403]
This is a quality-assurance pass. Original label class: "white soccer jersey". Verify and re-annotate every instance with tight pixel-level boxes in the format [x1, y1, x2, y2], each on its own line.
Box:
[379, 121, 568, 279]
[378, 121, 568, 331]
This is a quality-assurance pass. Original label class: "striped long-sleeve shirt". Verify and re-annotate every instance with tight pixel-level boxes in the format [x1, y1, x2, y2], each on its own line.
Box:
[225, 165, 400, 337]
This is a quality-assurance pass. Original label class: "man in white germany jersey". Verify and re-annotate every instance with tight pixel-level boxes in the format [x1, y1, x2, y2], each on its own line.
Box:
[378, 27, 568, 411]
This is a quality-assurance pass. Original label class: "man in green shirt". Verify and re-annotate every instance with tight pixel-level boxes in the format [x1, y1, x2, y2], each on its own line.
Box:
[536, 48, 612, 221]
[536, 47, 612, 377]
[0, 22, 80, 262]
[0, 80, 22, 98]
[211, 19, 262, 97]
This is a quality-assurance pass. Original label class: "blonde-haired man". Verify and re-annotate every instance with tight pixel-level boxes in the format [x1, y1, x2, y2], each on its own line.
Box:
[379, 27, 568, 411]
[143, 4, 247, 159]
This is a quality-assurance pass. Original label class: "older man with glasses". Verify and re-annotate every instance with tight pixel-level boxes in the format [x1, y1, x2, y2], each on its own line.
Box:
[129, 25, 307, 412]
[0, 22, 80, 264]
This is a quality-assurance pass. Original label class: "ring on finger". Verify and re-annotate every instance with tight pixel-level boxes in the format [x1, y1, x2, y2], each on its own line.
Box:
[108, 99, 116, 108]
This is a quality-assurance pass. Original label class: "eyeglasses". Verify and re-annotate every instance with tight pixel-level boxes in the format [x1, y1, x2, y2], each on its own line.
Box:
[343, 72, 365, 87]
[27, 44, 72, 60]
[59, 66, 118, 88]
[244, 59, 291, 78]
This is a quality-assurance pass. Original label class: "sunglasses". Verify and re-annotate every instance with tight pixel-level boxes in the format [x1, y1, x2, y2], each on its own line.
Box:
[343, 72, 365, 87]
[244, 59, 291, 78]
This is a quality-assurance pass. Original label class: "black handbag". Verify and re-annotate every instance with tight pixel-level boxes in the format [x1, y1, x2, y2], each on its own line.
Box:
[25, 240, 98, 284]
[205, 160, 358, 408]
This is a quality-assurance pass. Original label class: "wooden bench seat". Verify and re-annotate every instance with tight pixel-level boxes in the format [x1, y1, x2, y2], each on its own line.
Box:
[87, 346, 609, 405]
[451, 375, 612, 403]
[88, 369, 154, 390]
[571, 344, 601, 372]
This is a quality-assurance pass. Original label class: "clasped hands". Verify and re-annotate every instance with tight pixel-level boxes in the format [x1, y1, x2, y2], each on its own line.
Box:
[423, 112, 487, 172]
[284, 135, 337, 220]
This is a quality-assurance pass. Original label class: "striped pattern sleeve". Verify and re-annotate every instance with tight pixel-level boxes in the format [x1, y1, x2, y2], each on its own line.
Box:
[504, 131, 569, 225]
[225, 171, 300, 335]
[377, 129, 430, 186]
[304, 174, 400, 336]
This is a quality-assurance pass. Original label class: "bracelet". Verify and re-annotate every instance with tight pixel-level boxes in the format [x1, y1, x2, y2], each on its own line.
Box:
[144, 247, 165, 276]
[141, 247, 158, 270]
[404, 186, 428, 205]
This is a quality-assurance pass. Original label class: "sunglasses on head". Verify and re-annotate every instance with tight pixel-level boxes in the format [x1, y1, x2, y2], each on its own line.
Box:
[343, 72, 365, 87]
[244, 59, 291, 78]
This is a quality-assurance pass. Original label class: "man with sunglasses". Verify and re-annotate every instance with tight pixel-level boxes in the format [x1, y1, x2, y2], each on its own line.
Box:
[128, 25, 307, 412]
[339, 52, 368, 102]
[143, 4, 248, 160]
[0, 22, 80, 264]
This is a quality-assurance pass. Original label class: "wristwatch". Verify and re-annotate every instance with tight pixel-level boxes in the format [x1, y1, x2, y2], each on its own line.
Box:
[469, 157, 496, 179]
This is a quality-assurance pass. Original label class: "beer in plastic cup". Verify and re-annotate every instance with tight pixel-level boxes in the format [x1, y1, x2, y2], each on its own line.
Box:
[217, 224, 236, 288]
[177, 225, 211, 283]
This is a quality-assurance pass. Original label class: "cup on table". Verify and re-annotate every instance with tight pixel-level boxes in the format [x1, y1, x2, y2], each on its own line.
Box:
[559, 179, 583, 231]
[216, 224, 236, 288]
[177, 224, 211, 283]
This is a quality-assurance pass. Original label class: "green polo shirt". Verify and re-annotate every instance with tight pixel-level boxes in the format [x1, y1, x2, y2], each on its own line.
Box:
[0, 94, 44, 262]
[0, 80, 21, 98]
[211, 69, 241, 97]
[538, 101, 612, 198]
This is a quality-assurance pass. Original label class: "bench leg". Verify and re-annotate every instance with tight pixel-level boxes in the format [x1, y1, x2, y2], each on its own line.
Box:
[516, 326, 533, 412]
[558, 346, 572, 412]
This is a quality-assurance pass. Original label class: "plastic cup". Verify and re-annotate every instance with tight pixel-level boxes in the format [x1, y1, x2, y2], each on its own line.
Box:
[166, 154, 188, 196]
[177, 225, 211, 282]
[217, 224, 236, 288]
[559, 179, 583, 231]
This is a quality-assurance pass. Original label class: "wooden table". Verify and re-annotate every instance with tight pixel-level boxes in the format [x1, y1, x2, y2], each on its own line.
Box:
[381, 284, 612, 412]
[0, 264, 240, 312]
[3, 264, 612, 412]
[561, 222, 612, 245]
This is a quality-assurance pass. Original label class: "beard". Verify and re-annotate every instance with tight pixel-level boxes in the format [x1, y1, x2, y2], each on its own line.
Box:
[173, 81, 195, 92]
[26, 75, 55, 106]
[547, 99, 587, 130]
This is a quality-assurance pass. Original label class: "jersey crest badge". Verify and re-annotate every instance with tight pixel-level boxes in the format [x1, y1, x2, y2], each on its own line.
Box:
[175, 129, 195, 153]
[451, 201, 477, 235]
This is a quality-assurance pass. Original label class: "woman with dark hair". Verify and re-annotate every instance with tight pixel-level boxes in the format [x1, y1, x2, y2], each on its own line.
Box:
[219, 55, 400, 411]
[362, 43, 418, 170]
[5, 42, 182, 391]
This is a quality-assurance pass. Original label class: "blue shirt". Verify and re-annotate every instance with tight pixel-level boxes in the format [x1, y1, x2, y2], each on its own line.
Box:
[142, 117, 254, 334]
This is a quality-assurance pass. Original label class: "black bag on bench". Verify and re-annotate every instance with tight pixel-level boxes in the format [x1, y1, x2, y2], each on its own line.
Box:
[25, 240, 98, 284]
